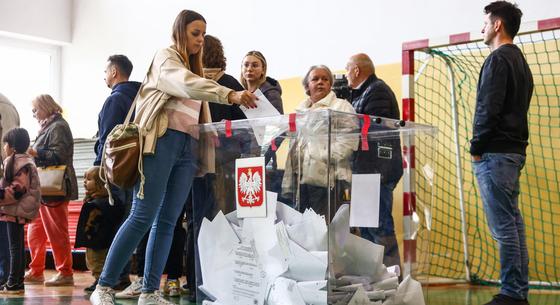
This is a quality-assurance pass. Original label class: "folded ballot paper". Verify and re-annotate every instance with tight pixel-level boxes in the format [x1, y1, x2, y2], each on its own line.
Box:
[198, 193, 425, 305]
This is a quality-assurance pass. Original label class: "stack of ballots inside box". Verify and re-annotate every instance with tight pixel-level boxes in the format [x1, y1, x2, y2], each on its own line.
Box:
[198, 191, 425, 305]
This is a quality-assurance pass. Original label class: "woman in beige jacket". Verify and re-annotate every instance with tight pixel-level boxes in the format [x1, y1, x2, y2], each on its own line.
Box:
[282, 65, 358, 217]
[90, 10, 257, 305]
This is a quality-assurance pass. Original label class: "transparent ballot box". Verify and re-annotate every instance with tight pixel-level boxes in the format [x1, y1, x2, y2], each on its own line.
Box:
[190, 110, 437, 305]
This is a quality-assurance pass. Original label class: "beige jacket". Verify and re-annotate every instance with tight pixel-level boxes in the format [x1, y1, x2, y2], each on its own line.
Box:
[282, 92, 358, 196]
[134, 47, 233, 155]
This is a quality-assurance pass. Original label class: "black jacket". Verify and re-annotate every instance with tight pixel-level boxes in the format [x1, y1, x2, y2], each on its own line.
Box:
[470, 44, 533, 156]
[351, 75, 403, 184]
[74, 196, 125, 249]
[94, 81, 141, 165]
[260, 77, 284, 114]
[208, 73, 246, 122]
[350, 75, 400, 119]
[33, 115, 79, 201]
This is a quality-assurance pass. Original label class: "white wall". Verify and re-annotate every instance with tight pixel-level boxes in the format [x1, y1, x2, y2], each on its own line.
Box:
[0, 0, 72, 44]
[57, 0, 559, 137]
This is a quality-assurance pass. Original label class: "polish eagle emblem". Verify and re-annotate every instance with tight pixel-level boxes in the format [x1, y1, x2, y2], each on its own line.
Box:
[238, 167, 263, 206]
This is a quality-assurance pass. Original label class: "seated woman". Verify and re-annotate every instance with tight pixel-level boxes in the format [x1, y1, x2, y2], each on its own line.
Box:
[282, 65, 358, 216]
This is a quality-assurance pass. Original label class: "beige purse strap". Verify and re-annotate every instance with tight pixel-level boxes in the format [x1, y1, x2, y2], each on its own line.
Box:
[99, 52, 157, 204]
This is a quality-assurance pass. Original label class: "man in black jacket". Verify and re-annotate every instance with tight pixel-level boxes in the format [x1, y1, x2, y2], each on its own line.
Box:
[346, 53, 403, 269]
[471, 2, 533, 305]
[89, 55, 141, 293]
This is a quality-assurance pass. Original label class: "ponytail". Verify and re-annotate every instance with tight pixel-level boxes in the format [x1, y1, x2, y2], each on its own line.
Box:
[4, 153, 15, 183]
[2, 127, 31, 183]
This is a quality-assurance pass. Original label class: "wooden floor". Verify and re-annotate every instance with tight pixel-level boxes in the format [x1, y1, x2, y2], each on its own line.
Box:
[0, 270, 195, 305]
[1, 270, 558, 304]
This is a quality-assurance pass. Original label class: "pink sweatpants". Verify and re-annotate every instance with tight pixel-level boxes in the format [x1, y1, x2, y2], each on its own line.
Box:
[27, 201, 73, 276]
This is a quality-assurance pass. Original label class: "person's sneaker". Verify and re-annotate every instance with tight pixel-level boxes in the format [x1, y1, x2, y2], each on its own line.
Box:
[163, 279, 181, 297]
[84, 279, 98, 293]
[483, 294, 530, 305]
[115, 277, 142, 299]
[44, 273, 74, 286]
[90, 285, 115, 305]
[0, 283, 24, 295]
[23, 270, 44, 285]
[138, 291, 176, 305]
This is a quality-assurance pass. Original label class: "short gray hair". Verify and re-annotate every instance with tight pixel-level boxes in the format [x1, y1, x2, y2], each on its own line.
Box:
[302, 65, 334, 96]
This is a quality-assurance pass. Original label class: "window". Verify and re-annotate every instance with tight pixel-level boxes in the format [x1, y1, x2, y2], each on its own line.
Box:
[0, 36, 61, 137]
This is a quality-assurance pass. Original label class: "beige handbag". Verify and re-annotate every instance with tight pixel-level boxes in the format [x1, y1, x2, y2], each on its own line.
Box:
[37, 165, 67, 196]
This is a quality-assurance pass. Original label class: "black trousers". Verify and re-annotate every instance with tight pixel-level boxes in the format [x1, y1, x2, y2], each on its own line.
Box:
[163, 206, 186, 279]
[5, 221, 24, 287]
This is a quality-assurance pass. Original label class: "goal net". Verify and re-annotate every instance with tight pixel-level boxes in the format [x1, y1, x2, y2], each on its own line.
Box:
[404, 18, 560, 287]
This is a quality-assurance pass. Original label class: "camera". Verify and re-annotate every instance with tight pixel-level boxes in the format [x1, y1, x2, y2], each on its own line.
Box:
[332, 74, 351, 101]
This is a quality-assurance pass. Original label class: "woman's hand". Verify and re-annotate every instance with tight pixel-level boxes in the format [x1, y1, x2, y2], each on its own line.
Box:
[27, 147, 38, 157]
[228, 90, 258, 108]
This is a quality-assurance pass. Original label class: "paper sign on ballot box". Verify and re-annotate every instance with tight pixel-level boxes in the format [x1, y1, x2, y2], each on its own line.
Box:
[236, 156, 267, 218]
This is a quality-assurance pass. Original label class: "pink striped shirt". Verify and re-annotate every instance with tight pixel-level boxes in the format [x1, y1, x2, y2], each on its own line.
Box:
[165, 98, 202, 138]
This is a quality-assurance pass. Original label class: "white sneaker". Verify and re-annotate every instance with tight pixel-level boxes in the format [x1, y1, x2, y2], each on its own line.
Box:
[138, 291, 176, 305]
[114, 277, 142, 299]
[89, 285, 115, 305]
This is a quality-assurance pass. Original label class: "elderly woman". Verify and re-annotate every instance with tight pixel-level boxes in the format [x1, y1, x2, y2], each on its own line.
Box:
[25, 94, 78, 286]
[282, 65, 358, 216]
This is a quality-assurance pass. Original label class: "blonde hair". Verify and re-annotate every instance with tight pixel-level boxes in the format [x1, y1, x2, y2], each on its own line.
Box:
[32, 94, 63, 116]
[171, 10, 206, 77]
[84, 166, 108, 198]
[240, 50, 268, 89]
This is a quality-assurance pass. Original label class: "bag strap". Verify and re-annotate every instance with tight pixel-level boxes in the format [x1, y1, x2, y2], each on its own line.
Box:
[100, 52, 157, 205]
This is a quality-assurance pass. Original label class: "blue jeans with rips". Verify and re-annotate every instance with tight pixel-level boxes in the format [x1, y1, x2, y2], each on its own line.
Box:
[98, 129, 197, 292]
[473, 152, 528, 300]
[360, 180, 401, 268]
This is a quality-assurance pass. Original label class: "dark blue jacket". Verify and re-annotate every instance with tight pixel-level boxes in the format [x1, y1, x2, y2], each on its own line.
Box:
[350, 75, 403, 184]
[470, 44, 533, 156]
[94, 81, 141, 165]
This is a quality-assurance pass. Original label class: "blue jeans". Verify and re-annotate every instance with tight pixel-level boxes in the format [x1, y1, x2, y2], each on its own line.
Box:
[360, 181, 401, 268]
[473, 153, 528, 300]
[99, 130, 197, 292]
[0, 221, 9, 284]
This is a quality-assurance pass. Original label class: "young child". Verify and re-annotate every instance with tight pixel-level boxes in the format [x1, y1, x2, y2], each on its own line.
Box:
[75, 166, 125, 293]
[0, 127, 41, 294]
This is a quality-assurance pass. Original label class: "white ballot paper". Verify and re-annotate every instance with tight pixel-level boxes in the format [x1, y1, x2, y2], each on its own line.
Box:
[330, 204, 386, 282]
[240, 89, 281, 119]
[240, 89, 283, 146]
[231, 242, 267, 305]
[348, 286, 382, 305]
[276, 201, 303, 226]
[236, 157, 267, 218]
[239, 89, 285, 146]
[286, 209, 327, 252]
[297, 280, 327, 305]
[267, 277, 306, 305]
[350, 174, 381, 228]
[382, 275, 425, 305]
[198, 211, 240, 303]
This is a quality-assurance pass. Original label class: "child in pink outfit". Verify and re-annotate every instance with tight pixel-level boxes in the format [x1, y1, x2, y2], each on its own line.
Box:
[0, 128, 41, 294]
